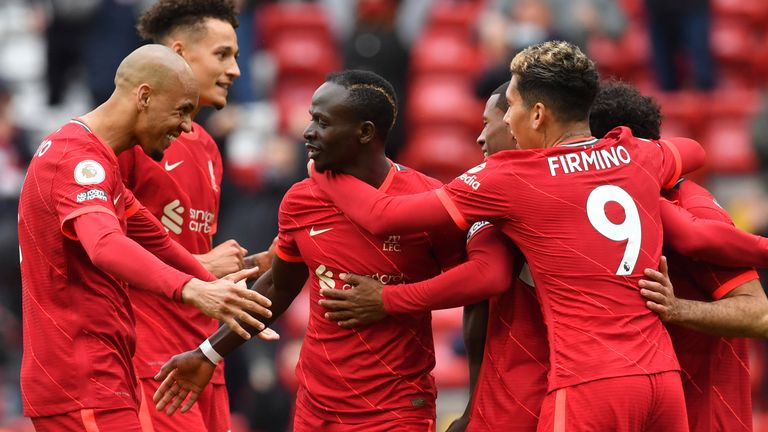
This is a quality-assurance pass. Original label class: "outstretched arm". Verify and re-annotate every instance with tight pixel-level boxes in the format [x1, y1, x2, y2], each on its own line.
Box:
[312, 169, 455, 235]
[76, 212, 271, 339]
[153, 256, 308, 414]
[320, 226, 516, 327]
[661, 199, 768, 268]
[640, 256, 768, 337]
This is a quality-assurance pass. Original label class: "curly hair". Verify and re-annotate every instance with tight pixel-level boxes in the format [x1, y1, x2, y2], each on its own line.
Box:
[137, 0, 239, 43]
[589, 80, 661, 140]
[510, 41, 598, 123]
[325, 70, 398, 140]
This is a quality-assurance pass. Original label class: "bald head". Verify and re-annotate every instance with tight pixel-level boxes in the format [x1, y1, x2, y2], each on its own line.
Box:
[115, 44, 196, 94]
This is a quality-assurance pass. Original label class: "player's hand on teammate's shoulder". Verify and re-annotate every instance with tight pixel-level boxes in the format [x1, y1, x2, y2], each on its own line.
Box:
[195, 239, 248, 278]
[153, 348, 214, 416]
[639, 256, 680, 323]
[318, 273, 388, 328]
[181, 267, 273, 340]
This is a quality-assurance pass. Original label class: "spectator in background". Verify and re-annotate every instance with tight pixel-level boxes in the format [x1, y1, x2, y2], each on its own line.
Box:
[644, 0, 716, 91]
[476, 0, 626, 98]
[37, 0, 101, 106]
[340, 0, 410, 158]
[84, 0, 143, 105]
[0, 80, 31, 318]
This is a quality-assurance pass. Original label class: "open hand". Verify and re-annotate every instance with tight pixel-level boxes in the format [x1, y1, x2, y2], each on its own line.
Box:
[153, 349, 215, 415]
[182, 267, 272, 339]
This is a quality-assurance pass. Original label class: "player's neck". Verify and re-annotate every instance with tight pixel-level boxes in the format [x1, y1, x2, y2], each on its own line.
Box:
[80, 101, 135, 156]
[547, 121, 593, 148]
[344, 153, 391, 188]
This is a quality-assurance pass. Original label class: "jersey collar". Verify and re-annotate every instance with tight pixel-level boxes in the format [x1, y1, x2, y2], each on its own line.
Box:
[70, 118, 118, 164]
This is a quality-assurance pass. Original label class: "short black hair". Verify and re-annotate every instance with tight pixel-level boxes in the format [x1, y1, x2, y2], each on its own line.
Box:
[590, 80, 661, 140]
[325, 70, 398, 140]
[511, 41, 599, 123]
[137, 0, 239, 43]
[491, 81, 510, 113]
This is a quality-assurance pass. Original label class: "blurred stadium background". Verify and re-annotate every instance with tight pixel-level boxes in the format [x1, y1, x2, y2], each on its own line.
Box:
[1, 0, 768, 430]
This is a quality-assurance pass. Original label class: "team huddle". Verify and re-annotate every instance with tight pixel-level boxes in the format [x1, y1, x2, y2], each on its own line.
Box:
[17, 0, 768, 432]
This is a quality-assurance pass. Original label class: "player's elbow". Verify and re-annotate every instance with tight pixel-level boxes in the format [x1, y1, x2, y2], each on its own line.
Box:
[473, 263, 514, 297]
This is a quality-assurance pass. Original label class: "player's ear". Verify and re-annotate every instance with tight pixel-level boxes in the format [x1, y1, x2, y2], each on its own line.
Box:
[359, 121, 375, 145]
[137, 84, 151, 111]
[531, 102, 545, 130]
[170, 40, 185, 57]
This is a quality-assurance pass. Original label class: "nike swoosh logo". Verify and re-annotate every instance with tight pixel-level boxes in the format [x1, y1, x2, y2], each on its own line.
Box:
[164, 160, 184, 171]
[113, 193, 121, 205]
[309, 227, 333, 237]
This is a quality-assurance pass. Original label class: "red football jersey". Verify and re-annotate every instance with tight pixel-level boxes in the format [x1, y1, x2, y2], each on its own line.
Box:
[19, 120, 140, 416]
[465, 223, 549, 432]
[663, 180, 756, 432]
[118, 123, 225, 383]
[438, 127, 681, 391]
[276, 162, 464, 424]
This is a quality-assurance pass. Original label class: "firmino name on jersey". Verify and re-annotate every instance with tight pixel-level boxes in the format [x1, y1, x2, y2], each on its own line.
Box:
[547, 145, 631, 176]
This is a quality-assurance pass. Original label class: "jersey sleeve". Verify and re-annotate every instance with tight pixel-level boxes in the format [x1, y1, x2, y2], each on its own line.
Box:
[684, 259, 759, 301]
[437, 161, 513, 230]
[275, 188, 303, 263]
[54, 154, 120, 240]
[656, 137, 705, 189]
[382, 223, 516, 313]
[311, 169, 453, 235]
[661, 200, 768, 268]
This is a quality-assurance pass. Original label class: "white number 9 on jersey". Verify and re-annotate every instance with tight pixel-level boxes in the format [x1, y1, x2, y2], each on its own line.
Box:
[586, 185, 641, 276]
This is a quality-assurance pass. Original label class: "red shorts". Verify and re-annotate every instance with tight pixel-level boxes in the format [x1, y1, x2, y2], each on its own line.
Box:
[537, 371, 688, 432]
[293, 403, 435, 432]
[32, 407, 142, 432]
[138, 378, 231, 432]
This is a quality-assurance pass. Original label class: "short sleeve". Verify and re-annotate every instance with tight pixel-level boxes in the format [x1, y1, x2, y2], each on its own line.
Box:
[437, 160, 513, 229]
[56, 155, 120, 240]
[276, 188, 303, 263]
[655, 139, 683, 189]
[690, 263, 758, 300]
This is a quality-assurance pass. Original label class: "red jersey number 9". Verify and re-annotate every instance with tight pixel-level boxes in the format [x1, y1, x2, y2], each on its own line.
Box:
[586, 185, 641, 276]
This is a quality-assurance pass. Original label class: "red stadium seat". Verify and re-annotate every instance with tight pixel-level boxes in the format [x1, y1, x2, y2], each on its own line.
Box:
[711, 20, 755, 68]
[407, 78, 483, 132]
[269, 34, 341, 82]
[426, 1, 483, 37]
[273, 80, 318, 133]
[258, 3, 335, 49]
[652, 90, 709, 131]
[588, 24, 649, 81]
[410, 33, 483, 80]
[700, 118, 758, 174]
[399, 126, 484, 184]
[712, 0, 768, 27]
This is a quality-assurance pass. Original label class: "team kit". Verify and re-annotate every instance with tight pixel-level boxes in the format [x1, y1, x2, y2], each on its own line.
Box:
[16, 1, 766, 431]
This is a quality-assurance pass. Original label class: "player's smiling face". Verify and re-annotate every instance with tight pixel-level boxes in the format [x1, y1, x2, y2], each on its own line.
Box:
[176, 18, 240, 110]
[478, 94, 516, 157]
[303, 82, 363, 173]
[136, 74, 198, 161]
